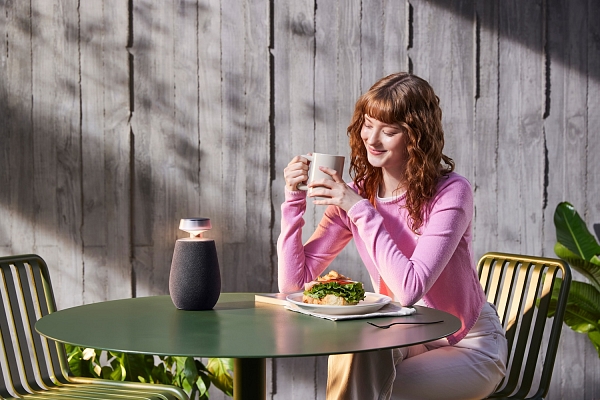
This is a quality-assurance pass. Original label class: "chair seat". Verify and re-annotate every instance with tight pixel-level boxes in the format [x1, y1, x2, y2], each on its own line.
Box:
[478, 252, 571, 400]
[3, 383, 182, 399]
[0, 255, 189, 400]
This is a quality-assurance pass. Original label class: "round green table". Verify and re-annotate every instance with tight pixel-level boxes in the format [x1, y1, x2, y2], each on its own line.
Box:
[36, 293, 461, 399]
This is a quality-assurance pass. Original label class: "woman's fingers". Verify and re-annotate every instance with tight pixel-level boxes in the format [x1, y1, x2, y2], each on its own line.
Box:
[318, 166, 343, 181]
[284, 156, 310, 191]
[308, 168, 363, 211]
[307, 167, 341, 189]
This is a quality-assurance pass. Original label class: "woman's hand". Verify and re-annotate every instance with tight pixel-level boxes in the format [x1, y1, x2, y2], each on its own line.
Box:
[309, 166, 364, 211]
[284, 155, 310, 191]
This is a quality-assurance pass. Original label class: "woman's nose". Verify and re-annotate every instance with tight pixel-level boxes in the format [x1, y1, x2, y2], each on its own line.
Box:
[365, 129, 380, 145]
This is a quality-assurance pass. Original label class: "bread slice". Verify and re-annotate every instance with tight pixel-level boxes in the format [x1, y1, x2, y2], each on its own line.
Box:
[302, 294, 353, 306]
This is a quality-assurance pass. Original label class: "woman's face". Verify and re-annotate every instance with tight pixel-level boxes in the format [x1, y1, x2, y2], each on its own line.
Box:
[360, 114, 409, 174]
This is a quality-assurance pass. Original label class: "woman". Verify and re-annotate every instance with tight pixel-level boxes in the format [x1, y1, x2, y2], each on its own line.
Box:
[277, 72, 507, 399]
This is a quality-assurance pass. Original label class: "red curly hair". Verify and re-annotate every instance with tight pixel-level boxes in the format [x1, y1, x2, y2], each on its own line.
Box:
[347, 72, 454, 233]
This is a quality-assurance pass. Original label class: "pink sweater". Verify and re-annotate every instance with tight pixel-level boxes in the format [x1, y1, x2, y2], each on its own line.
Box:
[277, 172, 485, 344]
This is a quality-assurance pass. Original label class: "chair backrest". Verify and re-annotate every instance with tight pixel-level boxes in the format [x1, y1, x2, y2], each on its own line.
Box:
[477, 252, 571, 400]
[0, 254, 71, 398]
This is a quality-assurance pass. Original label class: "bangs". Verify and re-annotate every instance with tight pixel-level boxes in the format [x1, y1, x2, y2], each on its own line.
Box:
[362, 91, 406, 125]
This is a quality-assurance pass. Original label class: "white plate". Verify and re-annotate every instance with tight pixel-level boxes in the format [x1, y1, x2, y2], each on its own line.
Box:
[286, 292, 391, 315]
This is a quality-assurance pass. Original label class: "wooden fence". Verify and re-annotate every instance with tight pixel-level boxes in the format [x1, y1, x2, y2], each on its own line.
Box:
[1, 0, 598, 398]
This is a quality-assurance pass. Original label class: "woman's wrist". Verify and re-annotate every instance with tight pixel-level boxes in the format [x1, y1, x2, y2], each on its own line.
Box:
[347, 198, 370, 217]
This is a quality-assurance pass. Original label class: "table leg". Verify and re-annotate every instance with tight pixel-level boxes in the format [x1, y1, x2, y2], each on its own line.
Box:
[234, 358, 266, 400]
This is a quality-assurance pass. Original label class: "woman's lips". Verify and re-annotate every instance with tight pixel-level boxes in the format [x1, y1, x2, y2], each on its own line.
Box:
[367, 147, 386, 156]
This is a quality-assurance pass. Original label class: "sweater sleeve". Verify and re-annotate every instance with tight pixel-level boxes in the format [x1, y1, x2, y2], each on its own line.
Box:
[347, 177, 473, 306]
[277, 188, 354, 293]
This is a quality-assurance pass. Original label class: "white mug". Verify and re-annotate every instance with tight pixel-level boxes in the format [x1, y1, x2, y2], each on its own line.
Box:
[297, 153, 345, 194]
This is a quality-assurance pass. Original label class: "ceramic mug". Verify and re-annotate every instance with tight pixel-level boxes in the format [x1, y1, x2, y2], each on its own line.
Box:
[297, 153, 345, 195]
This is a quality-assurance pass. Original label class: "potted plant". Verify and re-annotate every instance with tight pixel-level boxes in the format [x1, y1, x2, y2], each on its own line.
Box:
[551, 201, 600, 357]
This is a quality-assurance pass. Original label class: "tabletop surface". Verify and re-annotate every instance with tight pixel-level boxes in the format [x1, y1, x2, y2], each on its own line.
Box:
[36, 293, 461, 358]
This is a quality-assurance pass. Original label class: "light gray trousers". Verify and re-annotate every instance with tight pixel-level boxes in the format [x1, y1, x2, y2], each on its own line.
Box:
[327, 302, 507, 400]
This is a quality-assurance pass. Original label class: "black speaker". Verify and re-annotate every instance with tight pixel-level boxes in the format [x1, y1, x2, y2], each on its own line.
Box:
[169, 238, 221, 310]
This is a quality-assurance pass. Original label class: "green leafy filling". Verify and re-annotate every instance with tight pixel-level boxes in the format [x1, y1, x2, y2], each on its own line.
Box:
[303, 282, 366, 304]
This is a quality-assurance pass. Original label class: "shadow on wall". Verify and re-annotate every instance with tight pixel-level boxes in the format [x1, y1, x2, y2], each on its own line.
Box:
[1, 0, 597, 305]
[428, 0, 598, 83]
[0, 2, 250, 306]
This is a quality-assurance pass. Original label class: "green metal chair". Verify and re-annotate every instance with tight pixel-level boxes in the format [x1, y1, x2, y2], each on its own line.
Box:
[0, 254, 189, 399]
[478, 252, 571, 400]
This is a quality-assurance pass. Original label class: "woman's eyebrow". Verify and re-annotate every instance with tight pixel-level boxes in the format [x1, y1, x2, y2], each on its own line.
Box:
[366, 117, 401, 129]
[365, 116, 400, 129]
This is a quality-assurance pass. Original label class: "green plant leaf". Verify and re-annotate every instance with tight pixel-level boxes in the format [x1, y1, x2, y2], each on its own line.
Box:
[565, 280, 600, 316]
[207, 358, 234, 396]
[124, 353, 155, 384]
[554, 202, 600, 262]
[304, 281, 366, 304]
[547, 279, 600, 333]
[66, 346, 85, 377]
[183, 357, 199, 385]
[195, 358, 209, 373]
[554, 242, 600, 292]
[63, 348, 233, 397]
[108, 350, 122, 360]
[196, 370, 211, 397]
[182, 377, 194, 394]
[111, 353, 127, 381]
[173, 356, 187, 376]
[151, 363, 169, 385]
[562, 305, 598, 333]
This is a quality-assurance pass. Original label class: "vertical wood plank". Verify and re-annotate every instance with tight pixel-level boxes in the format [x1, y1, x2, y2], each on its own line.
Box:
[197, 0, 224, 285]
[543, 0, 589, 397]
[1, 0, 34, 256]
[80, 0, 131, 303]
[80, 1, 108, 303]
[497, 0, 545, 255]
[240, 0, 271, 292]
[273, 0, 316, 244]
[218, 0, 270, 293]
[130, 1, 155, 296]
[325, 0, 366, 289]
[214, 0, 241, 291]
[272, 0, 318, 398]
[336, 0, 361, 154]
[219, 0, 272, 293]
[543, 0, 588, 256]
[312, 0, 336, 275]
[313, 4, 345, 395]
[131, 0, 156, 296]
[411, 1, 476, 182]
[314, 0, 338, 162]
[220, 0, 247, 246]
[0, 0, 8, 251]
[103, 0, 131, 301]
[587, 0, 600, 224]
[584, 0, 600, 398]
[382, 0, 409, 76]
[173, 0, 201, 243]
[361, 0, 384, 90]
[472, 1, 499, 259]
[31, 0, 57, 266]
[131, 1, 177, 296]
[31, 0, 83, 310]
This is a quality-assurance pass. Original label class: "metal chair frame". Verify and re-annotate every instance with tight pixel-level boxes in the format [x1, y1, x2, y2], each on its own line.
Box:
[0, 254, 189, 399]
[478, 252, 571, 400]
